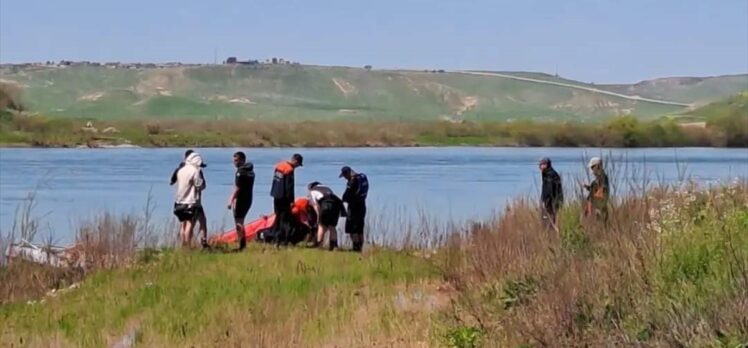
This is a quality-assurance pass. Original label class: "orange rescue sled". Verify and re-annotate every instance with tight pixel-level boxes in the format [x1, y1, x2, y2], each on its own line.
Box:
[211, 215, 276, 245]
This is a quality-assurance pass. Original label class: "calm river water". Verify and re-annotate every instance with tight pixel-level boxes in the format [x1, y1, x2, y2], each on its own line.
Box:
[0, 147, 746, 243]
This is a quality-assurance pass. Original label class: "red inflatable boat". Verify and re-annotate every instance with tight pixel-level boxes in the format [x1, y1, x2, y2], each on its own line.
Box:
[210, 198, 312, 246]
[210, 215, 276, 245]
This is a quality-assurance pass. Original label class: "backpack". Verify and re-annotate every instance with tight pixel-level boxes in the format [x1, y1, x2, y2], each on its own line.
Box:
[355, 174, 369, 199]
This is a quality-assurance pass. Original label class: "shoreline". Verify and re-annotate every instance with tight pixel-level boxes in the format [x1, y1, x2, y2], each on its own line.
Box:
[1, 142, 746, 149]
[2, 113, 746, 148]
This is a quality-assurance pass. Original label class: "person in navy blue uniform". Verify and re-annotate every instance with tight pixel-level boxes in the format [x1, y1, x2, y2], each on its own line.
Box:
[340, 166, 369, 252]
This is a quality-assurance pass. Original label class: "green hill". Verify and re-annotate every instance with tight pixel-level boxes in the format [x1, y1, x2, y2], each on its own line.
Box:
[1, 64, 745, 121]
[688, 91, 748, 119]
[600, 75, 748, 104]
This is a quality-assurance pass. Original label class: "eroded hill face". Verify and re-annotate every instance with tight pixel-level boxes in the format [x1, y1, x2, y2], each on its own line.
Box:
[0, 64, 745, 120]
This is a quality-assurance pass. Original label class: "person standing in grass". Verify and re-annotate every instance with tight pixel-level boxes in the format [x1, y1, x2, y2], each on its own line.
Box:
[226, 151, 255, 251]
[583, 157, 610, 221]
[340, 166, 369, 252]
[270, 153, 303, 246]
[173, 151, 209, 248]
[539, 157, 563, 232]
[308, 182, 346, 250]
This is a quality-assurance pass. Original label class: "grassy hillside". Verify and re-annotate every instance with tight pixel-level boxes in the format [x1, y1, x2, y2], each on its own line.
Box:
[4, 65, 743, 122]
[689, 91, 748, 119]
[600, 74, 748, 104]
[691, 92, 748, 146]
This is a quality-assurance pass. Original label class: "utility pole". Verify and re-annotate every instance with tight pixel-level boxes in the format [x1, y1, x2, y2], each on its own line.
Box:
[214, 48, 218, 65]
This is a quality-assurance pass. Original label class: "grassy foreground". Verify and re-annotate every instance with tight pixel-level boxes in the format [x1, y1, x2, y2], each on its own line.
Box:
[0, 247, 443, 347]
[442, 182, 748, 347]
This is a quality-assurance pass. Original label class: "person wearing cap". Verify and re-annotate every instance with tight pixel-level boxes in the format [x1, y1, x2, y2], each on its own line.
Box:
[173, 151, 209, 248]
[583, 157, 610, 221]
[307, 182, 346, 250]
[340, 166, 369, 252]
[226, 151, 255, 251]
[270, 153, 303, 246]
[539, 157, 563, 232]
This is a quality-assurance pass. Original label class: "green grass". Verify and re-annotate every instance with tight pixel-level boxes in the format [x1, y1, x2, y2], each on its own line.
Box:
[600, 74, 748, 104]
[0, 246, 440, 347]
[1, 112, 746, 148]
[5, 65, 742, 121]
[440, 182, 748, 346]
[690, 91, 748, 119]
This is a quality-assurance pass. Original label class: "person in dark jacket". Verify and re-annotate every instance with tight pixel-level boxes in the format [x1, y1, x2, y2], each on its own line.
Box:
[269, 153, 303, 246]
[308, 182, 346, 250]
[226, 151, 255, 251]
[539, 157, 563, 232]
[340, 166, 368, 252]
[583, 157, 610, 221]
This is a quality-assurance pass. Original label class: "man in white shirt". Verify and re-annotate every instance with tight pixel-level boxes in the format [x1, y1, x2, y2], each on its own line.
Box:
[173, 151, 208, 248]
[307, 182, 345, 250]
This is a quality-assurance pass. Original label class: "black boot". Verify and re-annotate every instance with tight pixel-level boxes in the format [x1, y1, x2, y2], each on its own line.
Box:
[238, 237, 247, 251]
[328, 240, 338, 251]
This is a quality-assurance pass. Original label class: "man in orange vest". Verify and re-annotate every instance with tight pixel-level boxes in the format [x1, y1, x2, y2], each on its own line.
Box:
[583, 157, 610, 221]
[270, 153, 303, 245]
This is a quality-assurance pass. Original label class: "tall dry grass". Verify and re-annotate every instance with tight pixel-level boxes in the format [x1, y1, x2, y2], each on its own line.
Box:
[0, 191, 168, 304]
[438, 180, 748, 347]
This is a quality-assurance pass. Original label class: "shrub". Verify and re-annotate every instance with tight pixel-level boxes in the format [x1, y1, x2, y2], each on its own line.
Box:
[444, 326, 483, 348]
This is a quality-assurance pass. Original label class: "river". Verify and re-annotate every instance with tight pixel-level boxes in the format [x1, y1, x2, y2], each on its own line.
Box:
[0, 147, 746, 244]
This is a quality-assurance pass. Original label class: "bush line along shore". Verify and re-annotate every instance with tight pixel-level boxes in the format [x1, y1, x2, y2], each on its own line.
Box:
[1, 113, 746, 148]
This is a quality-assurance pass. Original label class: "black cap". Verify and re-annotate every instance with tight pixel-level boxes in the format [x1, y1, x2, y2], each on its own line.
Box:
[539, 157, 551, 166]
[339, 166, 352, 178]
[292, 153, 303, 166]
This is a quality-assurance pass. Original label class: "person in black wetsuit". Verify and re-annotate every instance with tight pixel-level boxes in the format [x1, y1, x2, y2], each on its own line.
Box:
[538, 157, 563, 232]
[226, 151, 255, 251]
[340, 166, 369, 252]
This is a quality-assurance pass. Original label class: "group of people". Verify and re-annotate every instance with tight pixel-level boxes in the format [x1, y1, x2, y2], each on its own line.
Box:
[170, 150, 369, 252]
[538, 156, 610, 232]
[170, 149, 606, 250]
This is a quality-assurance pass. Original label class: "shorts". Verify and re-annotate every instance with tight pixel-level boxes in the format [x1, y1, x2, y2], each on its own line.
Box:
[319, 200, 340, 226]
[233, 200, 252, 219]
[174, 203, 203, 222]
[319, 208, 340, 227]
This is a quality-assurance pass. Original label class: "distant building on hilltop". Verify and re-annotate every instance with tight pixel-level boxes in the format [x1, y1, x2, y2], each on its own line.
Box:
[225, 57, 260, 66]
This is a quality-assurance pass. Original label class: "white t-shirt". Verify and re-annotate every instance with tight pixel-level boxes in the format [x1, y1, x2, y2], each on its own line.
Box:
[309, 190, 325, 205]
